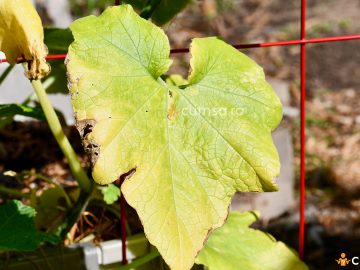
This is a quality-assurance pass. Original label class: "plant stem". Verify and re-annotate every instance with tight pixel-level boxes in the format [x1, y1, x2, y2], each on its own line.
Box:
[60, 188, 91, 239]
[0, 184, 30, 198]
[113, 250, 160, 270]
[30, 79, 92, 193]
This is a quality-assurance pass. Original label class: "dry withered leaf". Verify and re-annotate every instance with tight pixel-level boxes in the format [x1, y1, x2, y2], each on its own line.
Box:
[0, 0, 50, 80]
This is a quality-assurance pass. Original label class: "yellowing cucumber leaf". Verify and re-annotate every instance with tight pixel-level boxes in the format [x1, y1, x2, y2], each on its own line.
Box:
[0, 0, 50, 79]
[196, 211, 308, 270]
[67, 5, 282, 270]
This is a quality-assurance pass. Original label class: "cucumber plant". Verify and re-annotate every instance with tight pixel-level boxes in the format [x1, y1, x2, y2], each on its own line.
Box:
[0, 1, 307, 270]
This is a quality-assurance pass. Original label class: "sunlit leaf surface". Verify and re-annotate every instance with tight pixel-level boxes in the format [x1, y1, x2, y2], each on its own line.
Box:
[67, 5, 282, 269]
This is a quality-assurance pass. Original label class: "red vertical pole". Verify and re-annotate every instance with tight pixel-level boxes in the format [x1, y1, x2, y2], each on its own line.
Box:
[299, 0, 307, 260]
[119, 176, 128, 265]
[120, 193, 128, 265]
[115, 0, 121, 5]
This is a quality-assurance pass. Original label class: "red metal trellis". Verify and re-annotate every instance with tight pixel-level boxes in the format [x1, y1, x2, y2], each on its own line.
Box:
[299, 0, 307, 259]
[118, 175, 128, 265]
[1, 35, 360, 64]
[0, 0, 359, 265]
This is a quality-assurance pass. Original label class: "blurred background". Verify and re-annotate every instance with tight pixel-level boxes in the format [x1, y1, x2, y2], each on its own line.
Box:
[0, 0, 359, 269]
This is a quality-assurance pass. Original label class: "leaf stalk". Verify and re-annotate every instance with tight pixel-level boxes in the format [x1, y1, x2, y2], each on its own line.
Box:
[30, 79, 92, 193]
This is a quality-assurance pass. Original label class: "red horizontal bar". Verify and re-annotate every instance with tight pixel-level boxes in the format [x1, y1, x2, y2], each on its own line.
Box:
[172, 34, 360, 53]
[46, 54, 67, 60]
[0, 34, 359, 63]
[0, 53, 68, 63]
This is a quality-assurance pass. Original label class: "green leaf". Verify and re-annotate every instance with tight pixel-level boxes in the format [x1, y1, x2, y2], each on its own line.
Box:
[33, 187, 68, 231]
[43, 28, 74, 94]
[196, 212, 308, 270]
[43, 61, 69, 94]
[0, 200, 50, 251]
[125, 0, 191, 24]
[151, 0, 191, 24]
[44, 27, 74, 54]
[101, 184, 121, 204]
[67, 5, 282, 270]
[0, 104, 46, 120]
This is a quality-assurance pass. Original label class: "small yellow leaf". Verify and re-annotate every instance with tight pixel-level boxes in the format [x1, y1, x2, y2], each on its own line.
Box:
[0, 0, 50, 80]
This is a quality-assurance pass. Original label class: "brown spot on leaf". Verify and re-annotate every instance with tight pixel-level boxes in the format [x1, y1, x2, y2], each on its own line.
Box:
[83, 123, 93, 138]
[76, 119, 100, 166]
[195, 227, 214, 257]
[195, 207, 231, 257]
[167, 103, 177, 120]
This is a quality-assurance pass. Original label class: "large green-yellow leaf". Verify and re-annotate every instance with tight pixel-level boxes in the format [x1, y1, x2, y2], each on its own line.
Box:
[67, 5, 282, 270]
[196, 211, 308, 270]
[0, 0, 50, 79]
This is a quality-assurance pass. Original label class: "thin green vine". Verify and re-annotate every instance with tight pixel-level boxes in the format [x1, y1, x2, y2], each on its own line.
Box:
[23, 170, 72, 208]
[29, 79, 92, 193]
[0, 184, 30, 198]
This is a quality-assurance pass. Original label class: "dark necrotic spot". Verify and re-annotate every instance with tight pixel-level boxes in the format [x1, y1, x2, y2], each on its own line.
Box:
[83, 124, 93, 138]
